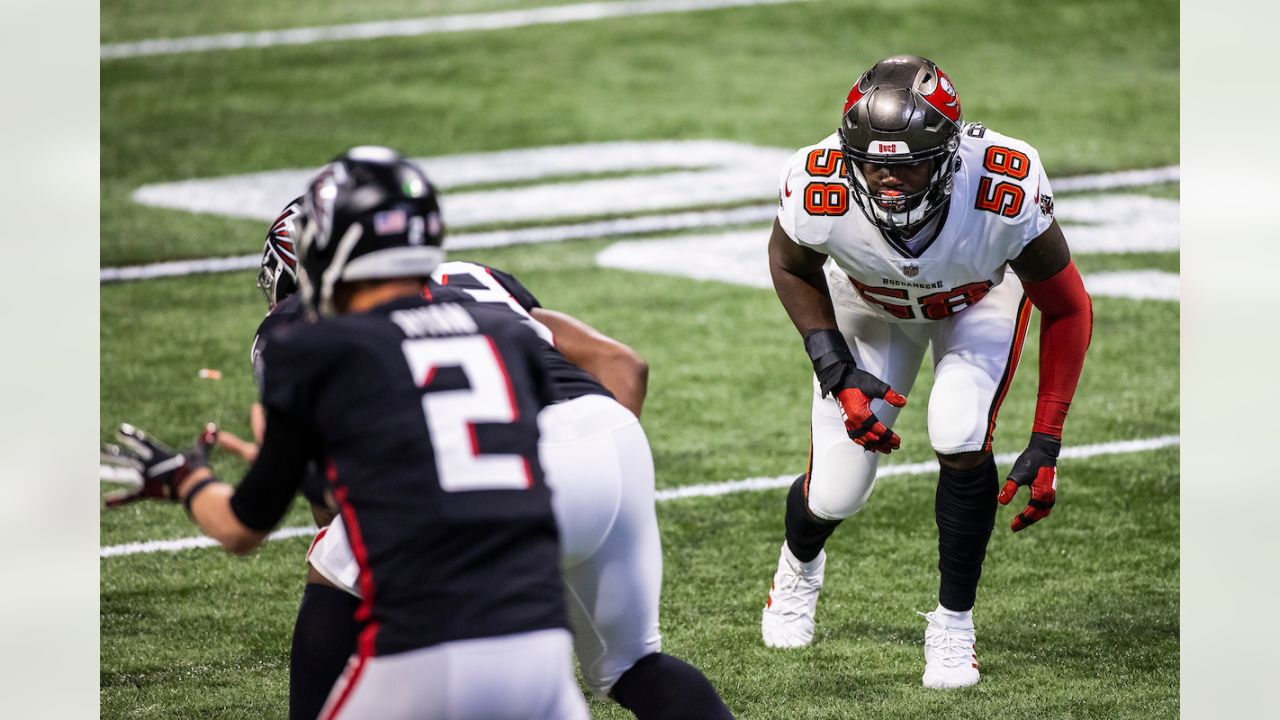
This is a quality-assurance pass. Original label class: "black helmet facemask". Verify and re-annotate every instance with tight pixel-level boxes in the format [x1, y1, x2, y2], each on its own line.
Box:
[838, 55, 963, 241]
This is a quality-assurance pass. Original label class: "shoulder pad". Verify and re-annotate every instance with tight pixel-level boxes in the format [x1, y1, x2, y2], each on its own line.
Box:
[777, 134, 849, 249]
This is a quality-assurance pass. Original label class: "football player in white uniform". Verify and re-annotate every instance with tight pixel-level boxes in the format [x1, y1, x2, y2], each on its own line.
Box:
[760, 55, 1093, 689]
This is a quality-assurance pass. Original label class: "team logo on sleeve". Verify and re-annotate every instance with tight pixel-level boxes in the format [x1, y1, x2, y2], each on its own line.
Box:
[1038, 191, 1055, 218]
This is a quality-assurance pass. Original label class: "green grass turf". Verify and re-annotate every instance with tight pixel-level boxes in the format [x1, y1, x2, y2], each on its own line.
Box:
[101, 0, 603, 44]
[101, 233, 1179, 718]
[100, 239, 1179, 498]
[102, 444, 1178, 720]
[101, 0, 1178, 715]
[1076, 252, 1179, 275]
[100, 0, 1177, 266]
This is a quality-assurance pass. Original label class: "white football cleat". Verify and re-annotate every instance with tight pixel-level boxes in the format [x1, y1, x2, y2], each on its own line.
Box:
[761, 543, 825, 648]
[919, 609, 980, 689]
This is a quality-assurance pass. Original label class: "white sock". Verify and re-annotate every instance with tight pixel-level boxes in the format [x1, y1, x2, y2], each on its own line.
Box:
[782, 542, 824, 573]
[935, 604, 973, 627]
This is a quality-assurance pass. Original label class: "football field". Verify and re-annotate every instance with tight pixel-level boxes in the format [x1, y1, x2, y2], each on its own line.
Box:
[100, 1, 1179, 717]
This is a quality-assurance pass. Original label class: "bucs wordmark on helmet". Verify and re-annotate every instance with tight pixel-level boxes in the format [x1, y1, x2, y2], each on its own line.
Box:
[257, 196, 304, 308]
[838, 54, 963, 239]
[298, 146, 445, 315]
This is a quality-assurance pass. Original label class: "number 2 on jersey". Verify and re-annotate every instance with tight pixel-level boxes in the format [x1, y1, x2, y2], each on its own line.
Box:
[401, 336, 532, 492]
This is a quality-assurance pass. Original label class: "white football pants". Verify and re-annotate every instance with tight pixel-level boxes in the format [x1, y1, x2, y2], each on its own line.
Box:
[805, 265, 1031, 521]
[309, 393, 664, 697]
[318, 628, 588, 720]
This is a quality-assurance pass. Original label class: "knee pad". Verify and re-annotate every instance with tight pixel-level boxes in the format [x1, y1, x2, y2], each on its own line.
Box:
[806, 440, 879, 520]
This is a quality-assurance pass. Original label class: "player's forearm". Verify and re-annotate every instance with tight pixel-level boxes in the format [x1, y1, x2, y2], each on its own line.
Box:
[176, 468, 268, 555]
[530, 307, 650, 417]
[1023, 260, 1093, 438]
[771, 263, 839, 337]
[768, 221, 838, 337]
[584, 350, 648, 417]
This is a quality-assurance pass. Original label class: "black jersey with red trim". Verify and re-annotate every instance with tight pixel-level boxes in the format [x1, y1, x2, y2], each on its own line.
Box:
[247, 292, 330, 506]
[232, 295, 565, 656]
[429, 261, 612, 404]
[251, 292, 306, 393]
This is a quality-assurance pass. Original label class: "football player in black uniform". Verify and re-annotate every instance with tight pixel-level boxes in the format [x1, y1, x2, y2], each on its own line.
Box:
[233, 217, 733, 718]
[103, 147, 589, 719]
[241, 197, 359, 719]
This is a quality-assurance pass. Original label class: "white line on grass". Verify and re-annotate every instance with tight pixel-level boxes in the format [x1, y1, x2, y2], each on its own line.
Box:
[99, 205, 780, 283]
[99, 526, 318, 558]
[101, 434, 1179, 558]
[101, 165, 1178, 284]
[655, 434, 1181, 500]
[101, 0, 810, 60]
[1083, 271, 1180, 302]
[1052, 166, 1180, 192]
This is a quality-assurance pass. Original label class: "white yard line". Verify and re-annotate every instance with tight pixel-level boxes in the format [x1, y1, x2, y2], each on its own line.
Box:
[1052, 166, 1180, 192]
[101, 0, 809, 60]
[101, 434, 1179, 558]
[655, 435, 1180, 500]
[99, 205, 780, 283]
[102, 164, 1179, 284]
[1083, 270, 1180, 302]
[99, 525, 317, 558]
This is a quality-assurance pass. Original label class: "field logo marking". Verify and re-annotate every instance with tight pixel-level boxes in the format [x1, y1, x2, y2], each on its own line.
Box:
[108, 139, 1177, 283]
[596, 230, 1182, 301]
[101, 434, 1179, 558]
[102, 0, 812, 61]
[130, 140, 790, 228]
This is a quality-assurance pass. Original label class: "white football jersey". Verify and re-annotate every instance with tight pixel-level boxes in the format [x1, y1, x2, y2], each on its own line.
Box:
[777, 124, 1054, 322]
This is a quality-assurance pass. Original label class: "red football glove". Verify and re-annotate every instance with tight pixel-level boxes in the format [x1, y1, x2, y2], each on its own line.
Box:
[834, 381, 908, 453]
[100, 423, 217, 507]
[997, 432, 1061, 532]
[804, 329, 907, 454]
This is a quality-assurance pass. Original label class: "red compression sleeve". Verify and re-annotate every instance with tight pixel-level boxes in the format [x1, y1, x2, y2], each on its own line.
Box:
[1022, 260, 1093, 438]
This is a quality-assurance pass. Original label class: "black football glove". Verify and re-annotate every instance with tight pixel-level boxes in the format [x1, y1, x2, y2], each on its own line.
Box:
[804, 329, 907, 454]
[100, 423, 217, 507]
[997, 432, 1061, 532]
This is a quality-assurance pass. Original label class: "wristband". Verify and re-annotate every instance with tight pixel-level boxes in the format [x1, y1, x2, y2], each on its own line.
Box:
[803, 329, 856, 398]
[803, 329, 854, 366]
[1025, 431, 1062, 460]
[182, 476, 220, 518]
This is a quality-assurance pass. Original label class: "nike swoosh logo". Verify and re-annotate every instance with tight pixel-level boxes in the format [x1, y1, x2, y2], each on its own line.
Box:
[784, 170, 793, 197]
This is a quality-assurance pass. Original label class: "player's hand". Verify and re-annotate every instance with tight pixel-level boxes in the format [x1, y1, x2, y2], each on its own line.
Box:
[834, 373, 908, 453]
[997, 432, 1061, 532]
[99, 423, 216, 507]
[803, 329, 907, 453]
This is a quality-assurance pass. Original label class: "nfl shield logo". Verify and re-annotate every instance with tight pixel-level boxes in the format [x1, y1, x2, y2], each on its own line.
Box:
[902, 263, 920, 278]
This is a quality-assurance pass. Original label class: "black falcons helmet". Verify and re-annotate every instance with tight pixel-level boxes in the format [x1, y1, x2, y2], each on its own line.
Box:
[838, 55, 963, 238]
[297, 146, 445, 315]
[257, 196, 304, 309]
